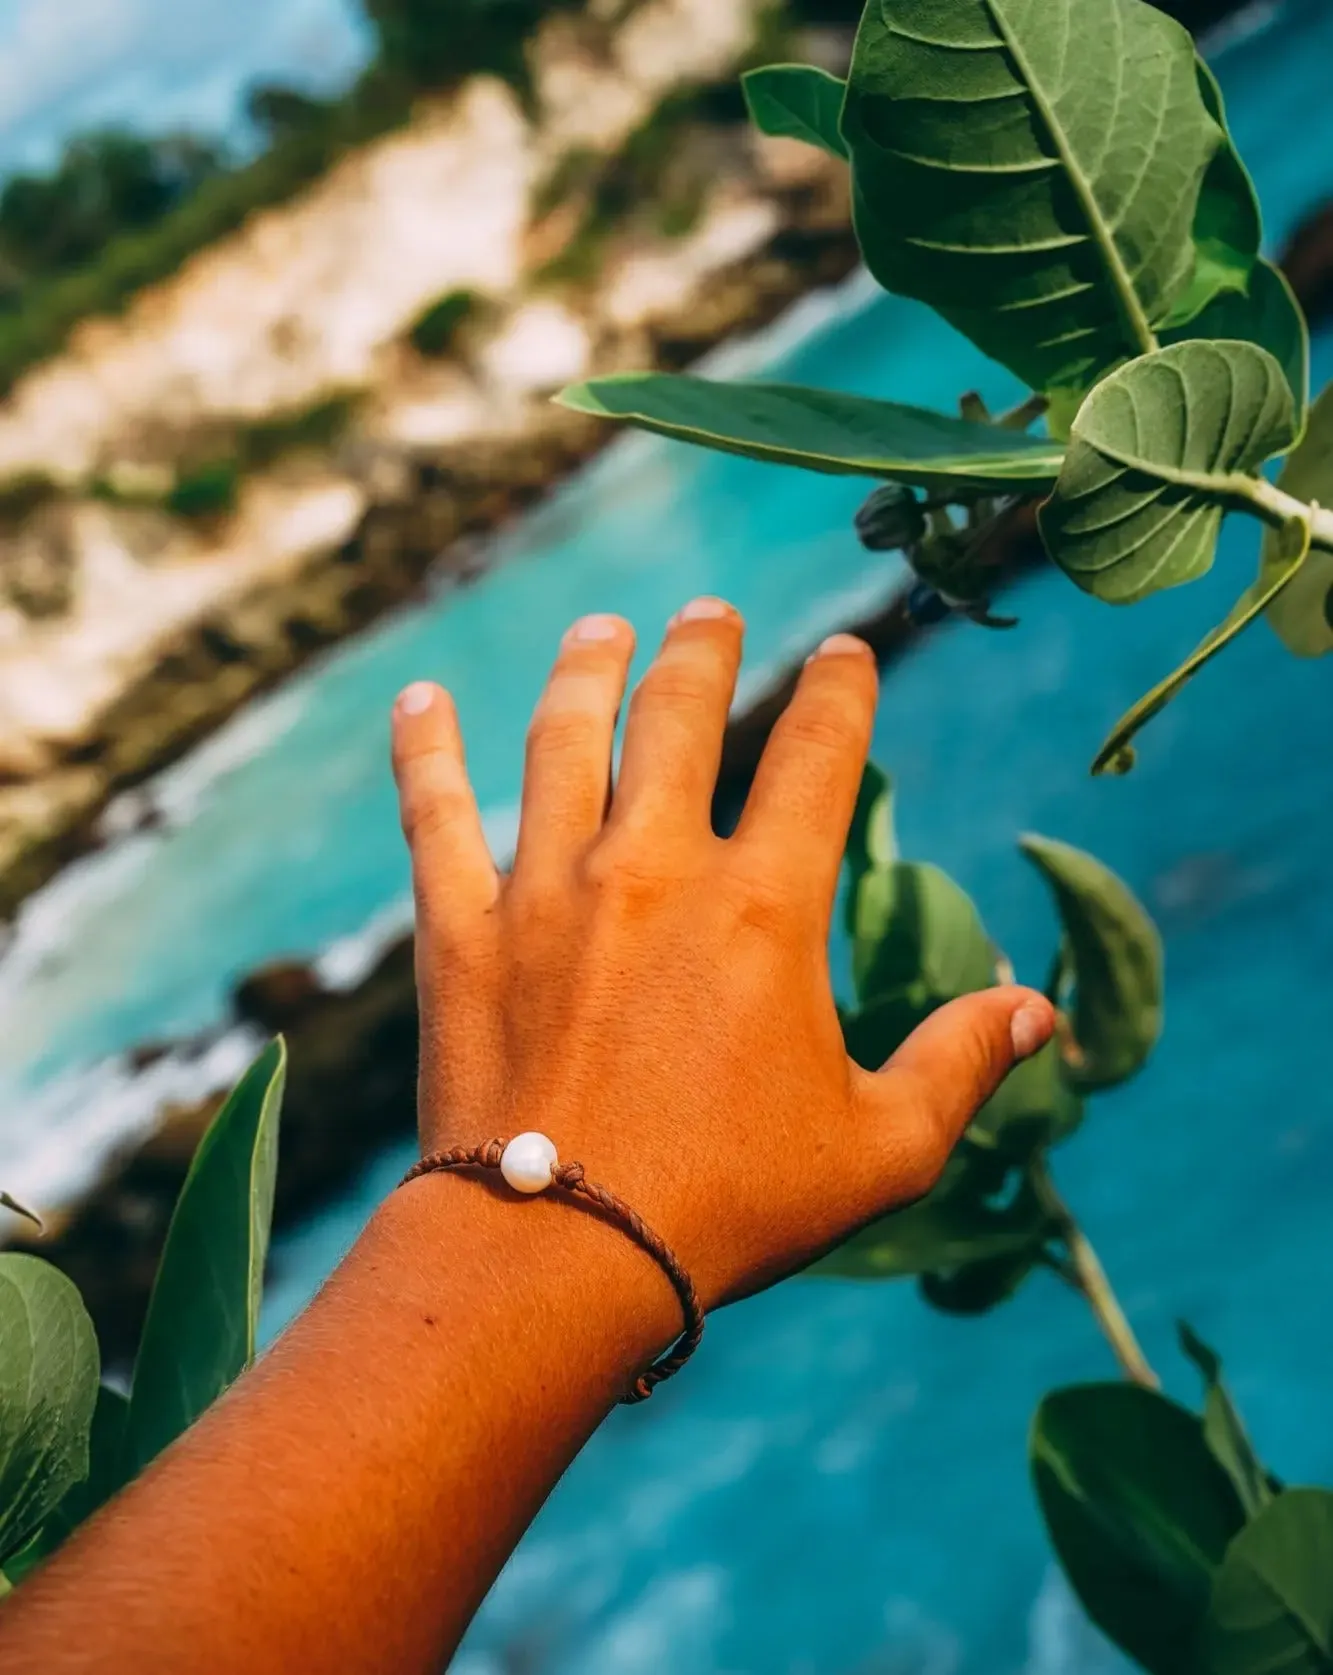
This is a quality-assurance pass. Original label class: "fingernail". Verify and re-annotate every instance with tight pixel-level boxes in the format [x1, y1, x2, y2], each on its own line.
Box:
[565, 613, 624, 645]
[1011, 1002, 1053, 1061]
[397, 682, 437, 716]
[671, 596, 733, 625]
[816, 633, 871, 658]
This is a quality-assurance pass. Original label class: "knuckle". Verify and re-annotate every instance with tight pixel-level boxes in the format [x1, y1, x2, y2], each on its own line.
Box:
[580, 833, 677, 908]
[633, 660, 717, 715]
[716, 851, 796, 933]
[400, 779, 466, 846]
[527, 703, 599, 758]
[783, 704, 861, 757]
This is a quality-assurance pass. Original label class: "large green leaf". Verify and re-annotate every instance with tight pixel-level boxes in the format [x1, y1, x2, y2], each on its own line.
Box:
[841, 0, 1223, 398]
[1091, 512, 1313, 776]
[1178, 1323, 1274, 1522]
[1019, 835, 1162, 1090]
[120, 1039, 286, 1478]
[919, 1242, 1041, 1315]
[9, 1383, 129, 1577]
[1205, 1490, 1333, 1675]
[1039, 340, 1297, 605]
[1260, 382, 1333, 657]
[817, 1148, 1050, 1280]
[853, 861, 995, 1010]
[742, 64, 847, 160]
[1166, 260, 1309, 423]
[1162, 60, 1262, 331]
[843, 762, 896, 930]
[0, 1254, 99, 1562]
[556, 376, 1065, 494]
[1032, 1383, 1246, 1675]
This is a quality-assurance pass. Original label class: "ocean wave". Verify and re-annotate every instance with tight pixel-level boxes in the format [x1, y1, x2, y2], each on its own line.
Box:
[0, 1025, 264, 1221]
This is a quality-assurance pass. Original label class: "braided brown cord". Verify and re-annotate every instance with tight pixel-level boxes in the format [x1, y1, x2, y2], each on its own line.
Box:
[399, 1141, 704, 1402]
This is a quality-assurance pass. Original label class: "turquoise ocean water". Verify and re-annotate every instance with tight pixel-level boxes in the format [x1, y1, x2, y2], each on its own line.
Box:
[5, 4, 1333, 1666]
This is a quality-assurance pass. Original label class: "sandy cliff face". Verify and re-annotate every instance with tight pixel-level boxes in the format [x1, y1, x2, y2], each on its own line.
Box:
[0, 0, 855, 912]
[0, 0, 758, 481]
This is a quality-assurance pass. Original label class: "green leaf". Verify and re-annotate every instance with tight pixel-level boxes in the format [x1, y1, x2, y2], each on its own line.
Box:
[1018, 835, 1162, 1090]
[556, 375, 1065, 495]
[919, 1243, 1041, 1315]
[9, 1384, 129, 1577]
[853, 862, 995, 1010]
[1039, 340, 1297, 605]
[843, 761, 896, 930]
[968, 1035, 1084, 1160]
[1161, 60, 1262, 332]
[841, 0, 1224, 397]
[841, 989, 938, 1073]
[1166, 260, 1309, 424]
[742, 64, 848, 160]
[1178, 1323, 1274, 1521]
[818, 1148, 1050, 1281]
[1091, 513, 1313, 776]
[1260, 382, 1333, 657]
[120, 1039, 286, 1479]
[1204, 1489, 1333, 1674]
[1032, 1383, 1246, 1675]
[0, 1254, 99, 1562]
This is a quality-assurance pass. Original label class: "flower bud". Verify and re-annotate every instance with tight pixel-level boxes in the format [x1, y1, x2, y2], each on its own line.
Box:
[855, 483, 927, 551]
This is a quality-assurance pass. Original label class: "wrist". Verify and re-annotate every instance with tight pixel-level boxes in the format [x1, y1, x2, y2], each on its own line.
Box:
[385, 1166, 686, 1402]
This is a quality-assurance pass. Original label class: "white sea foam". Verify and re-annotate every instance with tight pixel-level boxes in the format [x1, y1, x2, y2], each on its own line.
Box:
[0, 1025, 264, 1224]
[148, 684, 309, 828]
[0, 683, 310, 1007]
[314, 894, 415, 991]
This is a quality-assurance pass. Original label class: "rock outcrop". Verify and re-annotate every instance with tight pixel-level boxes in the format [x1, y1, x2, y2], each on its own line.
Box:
[0, 0, 858, 918]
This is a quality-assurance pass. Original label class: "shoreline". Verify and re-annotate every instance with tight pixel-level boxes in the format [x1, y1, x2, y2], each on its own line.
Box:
[0, 165, 858, 923]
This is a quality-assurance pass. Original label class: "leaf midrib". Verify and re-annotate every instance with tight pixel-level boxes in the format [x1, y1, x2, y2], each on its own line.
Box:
[984, 0, 1159, 363]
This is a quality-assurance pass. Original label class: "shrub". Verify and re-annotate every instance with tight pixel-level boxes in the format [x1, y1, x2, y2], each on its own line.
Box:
[407, 289, 480, 357]
[166, 459, 240, 520]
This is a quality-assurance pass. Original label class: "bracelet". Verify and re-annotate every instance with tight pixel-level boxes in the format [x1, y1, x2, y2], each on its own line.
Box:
[399, 1132, 704, 1402]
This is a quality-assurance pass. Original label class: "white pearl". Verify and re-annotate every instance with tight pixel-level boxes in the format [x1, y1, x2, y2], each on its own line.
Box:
[500, 1131, 558, 1194]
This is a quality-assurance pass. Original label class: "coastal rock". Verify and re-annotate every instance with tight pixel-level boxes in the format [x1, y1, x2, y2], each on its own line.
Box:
[234, 961, 329, 1033]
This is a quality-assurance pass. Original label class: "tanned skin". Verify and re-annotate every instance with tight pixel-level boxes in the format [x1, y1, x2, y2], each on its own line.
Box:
[1, 599, 1053, 1673]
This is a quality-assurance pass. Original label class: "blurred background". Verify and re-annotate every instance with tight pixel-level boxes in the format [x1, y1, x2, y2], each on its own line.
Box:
[1, 0, 1331, 1668]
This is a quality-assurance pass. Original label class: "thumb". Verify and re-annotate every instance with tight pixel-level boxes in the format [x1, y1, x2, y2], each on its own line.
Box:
[853, 986, 1056, 1201]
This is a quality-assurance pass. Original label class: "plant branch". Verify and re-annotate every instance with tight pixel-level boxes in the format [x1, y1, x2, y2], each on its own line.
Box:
[1031, 1157, 1159, 1389]
[1240, 479, 1333, 551]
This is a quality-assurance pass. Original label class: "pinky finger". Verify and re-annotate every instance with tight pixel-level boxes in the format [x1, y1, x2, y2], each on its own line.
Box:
[392, 682, 499, 940]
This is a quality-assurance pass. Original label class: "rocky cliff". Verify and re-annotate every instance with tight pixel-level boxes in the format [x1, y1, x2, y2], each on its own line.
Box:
[0, 0, 857, 917]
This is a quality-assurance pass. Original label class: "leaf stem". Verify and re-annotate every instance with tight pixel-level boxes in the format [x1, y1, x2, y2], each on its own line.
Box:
[1240, 479, 1333, 551]
[1031, 1157, 1159, 1389]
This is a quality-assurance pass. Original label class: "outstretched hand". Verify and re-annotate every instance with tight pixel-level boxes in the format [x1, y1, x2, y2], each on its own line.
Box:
[392, 597, 1053, 1313]
[1, 599, 1055, 1675]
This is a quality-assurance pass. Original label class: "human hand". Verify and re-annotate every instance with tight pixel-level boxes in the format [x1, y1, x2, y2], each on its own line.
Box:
[391, 599, 1053, 1315]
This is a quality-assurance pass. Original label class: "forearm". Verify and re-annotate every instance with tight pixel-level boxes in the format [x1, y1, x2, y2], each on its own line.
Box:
[4, 1174, 677, 1675]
